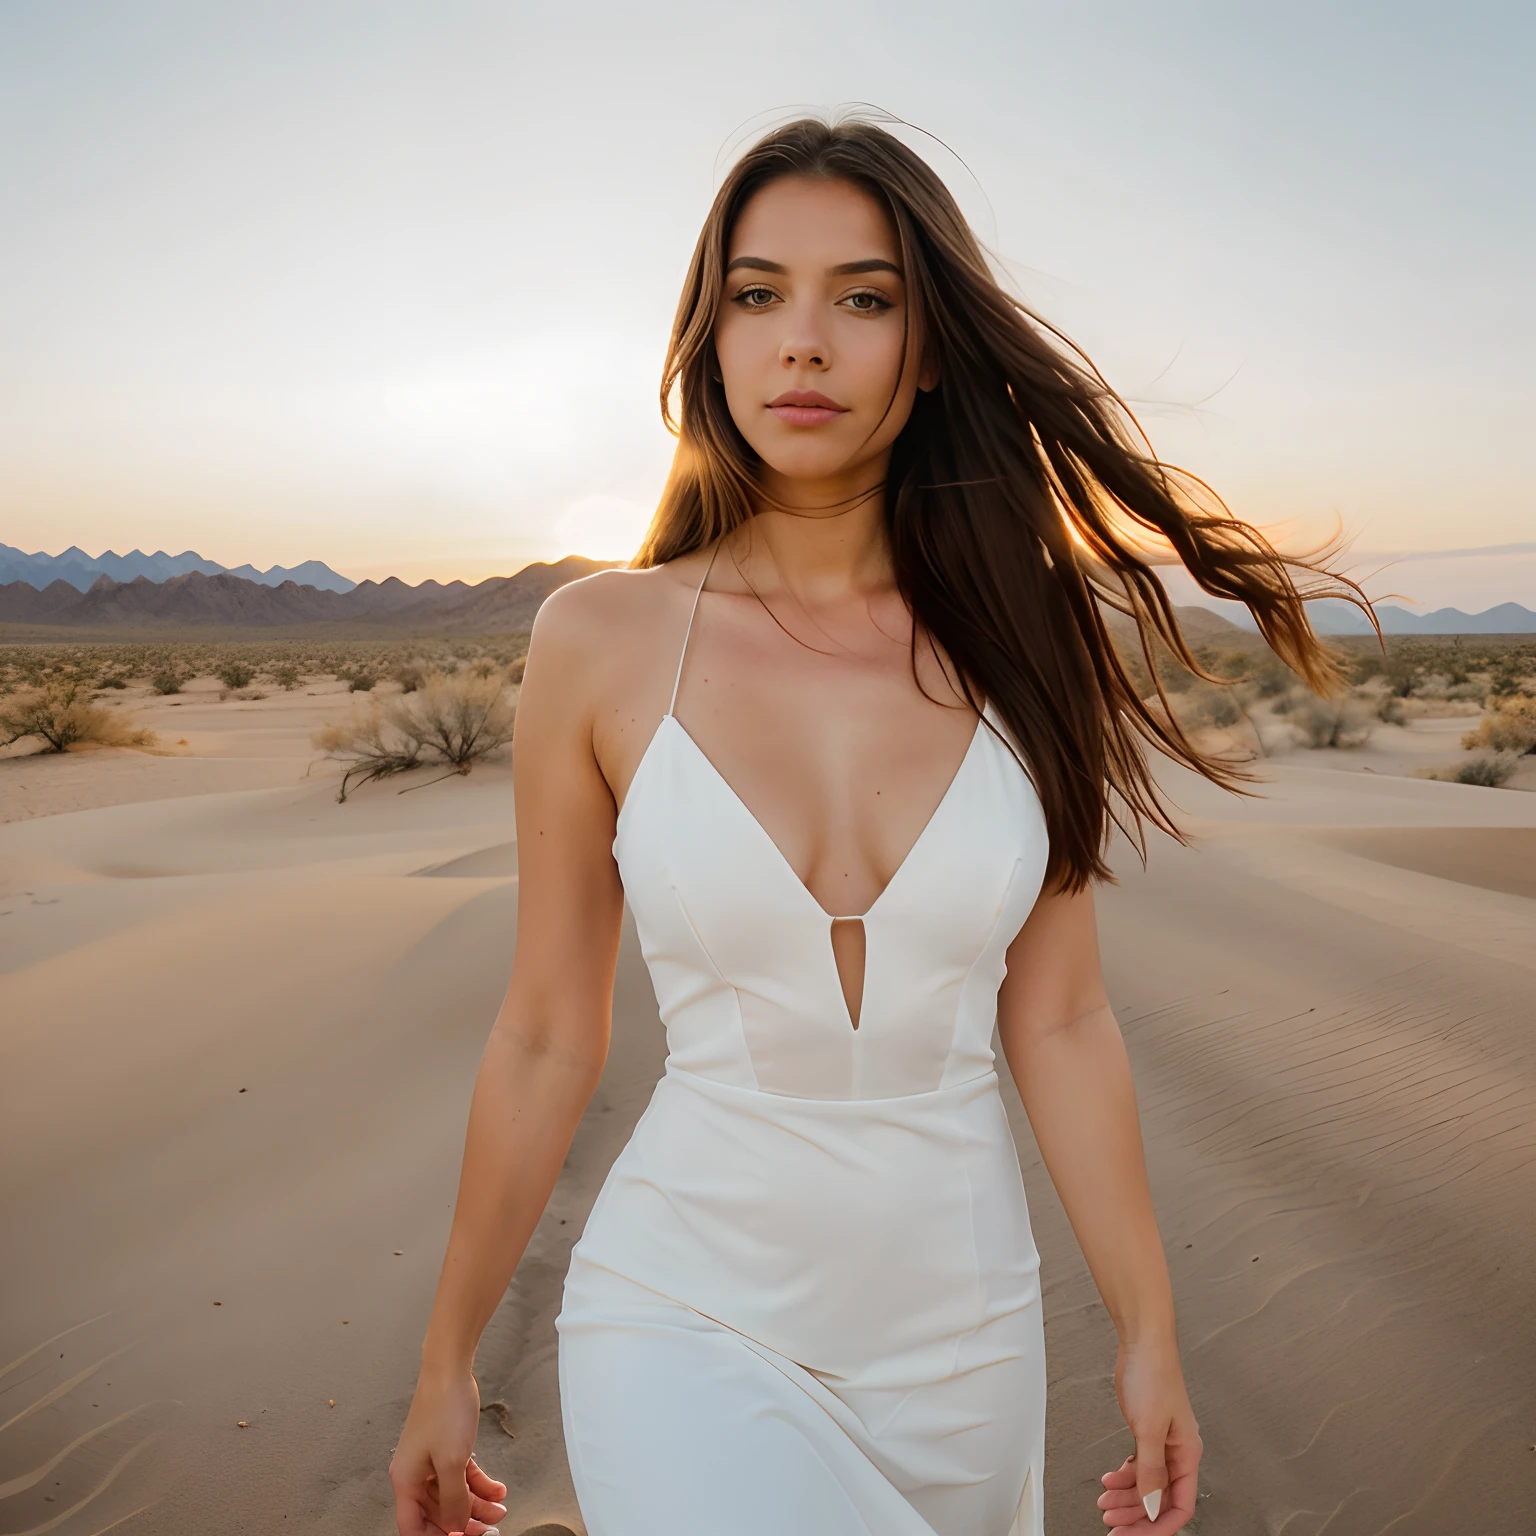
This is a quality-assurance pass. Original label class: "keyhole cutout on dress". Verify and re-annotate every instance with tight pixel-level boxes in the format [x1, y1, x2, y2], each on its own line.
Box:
[829, 917, 866, 1031]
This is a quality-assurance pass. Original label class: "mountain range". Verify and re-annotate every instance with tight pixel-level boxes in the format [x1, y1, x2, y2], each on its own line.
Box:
[0, 542, 356, 593]
[1202, 596, 1536, 636]
[0, 557, 611, 635]
[1302, 599, 1536, 635]
[3, 541, 1532, 637]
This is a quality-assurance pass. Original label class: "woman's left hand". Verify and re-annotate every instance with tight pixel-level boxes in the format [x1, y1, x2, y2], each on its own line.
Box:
[1095, 1337, 1202, 1530]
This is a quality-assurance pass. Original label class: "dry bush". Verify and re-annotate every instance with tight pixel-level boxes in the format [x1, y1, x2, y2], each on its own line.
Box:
[1420, 751, 1522, 788]
[313, 672, 516, 801]
[271, 662, 303, 690]
[0, 683, 158, 753]
[217, 660, 255, 689]
[313, 706, 423, 798]
[149, 667, 185, 695]
[1170, 683, 1243, 732]
[390, 658, 433, 693]
[1462, 697, 1536, 755]
[1283, 691, 1373, 749]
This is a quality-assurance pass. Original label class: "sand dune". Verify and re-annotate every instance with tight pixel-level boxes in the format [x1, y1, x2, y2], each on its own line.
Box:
[2, 726, 1534, 1533]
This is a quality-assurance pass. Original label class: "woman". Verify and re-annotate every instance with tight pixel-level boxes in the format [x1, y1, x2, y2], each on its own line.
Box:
[390, 114, 1362, 1536]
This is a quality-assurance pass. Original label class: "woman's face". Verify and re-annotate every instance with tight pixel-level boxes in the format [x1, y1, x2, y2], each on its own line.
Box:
[713, 175, 932, 493]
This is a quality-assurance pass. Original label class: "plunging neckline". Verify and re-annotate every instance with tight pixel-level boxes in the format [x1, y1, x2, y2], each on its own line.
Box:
[622, 710, 986, 924]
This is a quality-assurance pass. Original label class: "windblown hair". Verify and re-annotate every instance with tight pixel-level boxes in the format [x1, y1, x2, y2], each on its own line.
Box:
[634, 112, 1373, 892]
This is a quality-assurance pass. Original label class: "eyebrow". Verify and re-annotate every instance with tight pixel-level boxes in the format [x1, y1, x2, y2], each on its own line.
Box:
[724, 256, 904, 278]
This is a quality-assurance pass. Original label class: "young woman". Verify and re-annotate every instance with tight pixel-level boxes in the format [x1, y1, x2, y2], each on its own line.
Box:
[390, 115, 1360, 1536]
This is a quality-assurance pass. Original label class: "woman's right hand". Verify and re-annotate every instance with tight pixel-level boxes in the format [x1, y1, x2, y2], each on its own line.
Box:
[390, 1365, 508, 1536]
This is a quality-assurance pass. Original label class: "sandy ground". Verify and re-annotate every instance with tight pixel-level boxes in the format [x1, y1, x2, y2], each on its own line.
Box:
[2, 693, 1535, 1535]
[0, 676, 373, 824]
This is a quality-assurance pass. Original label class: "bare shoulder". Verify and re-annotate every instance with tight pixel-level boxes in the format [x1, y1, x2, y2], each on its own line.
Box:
[523, 553, 711, 715]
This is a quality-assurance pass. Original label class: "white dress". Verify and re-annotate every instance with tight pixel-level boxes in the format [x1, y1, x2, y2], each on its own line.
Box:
[556, 563, 1052, 1535]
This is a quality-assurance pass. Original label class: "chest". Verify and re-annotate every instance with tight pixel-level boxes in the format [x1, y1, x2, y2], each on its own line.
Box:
[655, 597, 980, 917]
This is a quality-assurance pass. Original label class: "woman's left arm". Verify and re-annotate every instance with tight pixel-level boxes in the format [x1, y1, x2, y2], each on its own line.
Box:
[996, 880, 1202, 1532]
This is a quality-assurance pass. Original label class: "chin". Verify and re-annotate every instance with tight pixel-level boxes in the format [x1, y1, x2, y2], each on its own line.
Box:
[751, 442, 863, 486]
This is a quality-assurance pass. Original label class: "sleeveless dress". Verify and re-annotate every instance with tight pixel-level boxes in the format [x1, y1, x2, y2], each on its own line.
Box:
[555, 561, 1052, 1536]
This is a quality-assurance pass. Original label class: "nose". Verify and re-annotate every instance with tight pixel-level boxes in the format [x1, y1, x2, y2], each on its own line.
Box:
[779, 316, 829, 371]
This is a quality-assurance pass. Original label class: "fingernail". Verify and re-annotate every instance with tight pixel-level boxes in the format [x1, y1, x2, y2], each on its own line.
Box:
[1143, 1488, 1162, 1521]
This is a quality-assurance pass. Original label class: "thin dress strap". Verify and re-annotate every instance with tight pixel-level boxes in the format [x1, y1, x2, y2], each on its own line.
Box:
[668, 541, 721, 717]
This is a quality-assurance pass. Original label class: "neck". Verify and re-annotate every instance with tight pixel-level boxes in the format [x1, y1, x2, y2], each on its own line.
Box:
[735, 457, 894, 598]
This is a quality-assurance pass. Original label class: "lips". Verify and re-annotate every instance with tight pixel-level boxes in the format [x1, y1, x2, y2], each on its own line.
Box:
[767, 390, 849, 427]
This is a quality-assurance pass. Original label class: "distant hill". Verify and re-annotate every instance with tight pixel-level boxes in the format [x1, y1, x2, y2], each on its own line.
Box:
[1177, 597, 1536, 636]
[1306, 599, 1536, 635]
[1099, 602, 1252, 655]
[0, 542, 357, 593]
[0, 556, 614, 634]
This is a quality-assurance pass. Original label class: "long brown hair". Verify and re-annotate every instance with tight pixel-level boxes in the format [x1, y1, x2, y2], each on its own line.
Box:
[634, 112, 1373, 893]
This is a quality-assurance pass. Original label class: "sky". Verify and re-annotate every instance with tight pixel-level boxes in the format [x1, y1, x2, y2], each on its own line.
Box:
[0, 1, 1531, 606]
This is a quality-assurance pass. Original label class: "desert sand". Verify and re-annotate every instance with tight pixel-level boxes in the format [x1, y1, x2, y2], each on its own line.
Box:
[2, 686, 1534, 1535]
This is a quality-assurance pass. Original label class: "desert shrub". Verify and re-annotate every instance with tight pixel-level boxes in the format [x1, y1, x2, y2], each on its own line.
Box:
[1152, 650, 1196, 695]
[0, 683, 157, 753]
[313, 672, 516, 801]
[1283, 692, 1373, 749]
[1236, 652, 1296, 699]
[1171, 683, 1243, 731]
[1461, 698, 1536, 755]
[1422, 751, 1522, 788]
[469, 656, 499, 679]
[0, 636, 536, 710]
[508, 655, 527, 685]
[1487, 659, 1528, 700]
[406, 673, 517, 768]
[390, 658, 433, 694]
[1445, 680, 1484, 702]
[1374, 694, 1408, 725]
[314, 708, 423, 798]
[1358, 655, 1420, 697]
[149, 667, 185, 695]
[96, 675, 129, 690]
[217, 660, 255, 689]
[334, 667, 377, 692]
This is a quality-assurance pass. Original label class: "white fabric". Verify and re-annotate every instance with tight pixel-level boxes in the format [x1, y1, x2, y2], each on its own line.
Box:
[556, 567, 1052, 1535]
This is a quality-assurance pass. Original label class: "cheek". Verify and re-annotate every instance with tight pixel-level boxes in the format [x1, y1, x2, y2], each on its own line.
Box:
[713, 311, 767, 385]
[840, 319, 910, 405]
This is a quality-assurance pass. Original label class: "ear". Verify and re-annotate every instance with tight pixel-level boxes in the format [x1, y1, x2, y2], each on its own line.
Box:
[916, 350, 940, 393]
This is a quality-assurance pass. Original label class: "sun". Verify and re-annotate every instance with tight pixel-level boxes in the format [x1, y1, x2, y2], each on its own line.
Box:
[553, 496, 654, 562]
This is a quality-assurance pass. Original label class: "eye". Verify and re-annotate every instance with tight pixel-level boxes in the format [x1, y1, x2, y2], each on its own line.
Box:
[842, 290, 892, 314]
[734, 286, 778, 309]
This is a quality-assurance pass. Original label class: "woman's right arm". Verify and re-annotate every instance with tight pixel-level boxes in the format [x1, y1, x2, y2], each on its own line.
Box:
[390, 583, 627, 1536]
